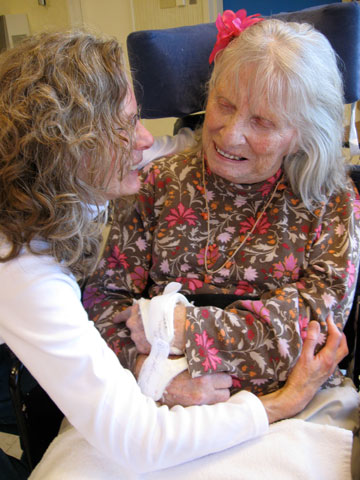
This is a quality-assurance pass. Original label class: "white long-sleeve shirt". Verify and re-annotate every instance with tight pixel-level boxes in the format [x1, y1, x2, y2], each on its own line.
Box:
[0, 240, 268, 474]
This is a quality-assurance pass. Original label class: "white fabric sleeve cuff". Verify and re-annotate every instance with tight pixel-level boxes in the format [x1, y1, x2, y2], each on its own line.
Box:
[137, 355, 188, 401]
[228, 390, 269, 435]
[136, 282, 190, 347]
[135, 282, 190, 400]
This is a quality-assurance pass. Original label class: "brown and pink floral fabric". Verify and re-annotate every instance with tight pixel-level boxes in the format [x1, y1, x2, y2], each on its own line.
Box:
[84, 152, 360, 396]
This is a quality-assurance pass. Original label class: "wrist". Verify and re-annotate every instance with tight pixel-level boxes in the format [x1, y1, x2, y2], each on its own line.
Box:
[260, 389, 285, 424]
[172, 304, 186, 351]
[134, 354, 147, 379]
[261, 382, 311, 424]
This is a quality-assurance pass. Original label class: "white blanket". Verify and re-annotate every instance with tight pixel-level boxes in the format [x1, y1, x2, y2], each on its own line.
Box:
[30, 418, 352, 480]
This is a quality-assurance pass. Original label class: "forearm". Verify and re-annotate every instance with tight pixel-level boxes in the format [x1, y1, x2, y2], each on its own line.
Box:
[1, 266, 270, 474]
[182, 276, 353, 394]
[183, 299, 299, 387]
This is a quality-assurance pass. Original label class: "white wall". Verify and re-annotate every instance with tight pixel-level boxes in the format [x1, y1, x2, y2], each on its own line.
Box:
[76, 0, 133, 53]
[0, 0, 70, 33]
[0, 0, 222, 136]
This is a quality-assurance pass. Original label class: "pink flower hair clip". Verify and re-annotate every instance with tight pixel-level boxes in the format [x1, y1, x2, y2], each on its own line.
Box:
[209, 9, 264, 64]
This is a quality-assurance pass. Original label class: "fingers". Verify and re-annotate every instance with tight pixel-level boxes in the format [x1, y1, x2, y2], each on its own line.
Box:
[196, 373, 232, 404]
[125, 304, 141, 329]
[315, 314, 348, 369]
[193, 375, 231, 405]
[209, 372, 233, 389]
[335, 333, 348, 364]
[325, 314, 348, 362]
[125, 304, 151, 353]
[161, 371, 232, 407]
[210, 388, 231, 404]
[323, 314, 342, 352]
[273, 314, 348, 421]
[208, 373, 232, 404]
[310, 314, 348, 376]
[302, 314, 347, 367]
[328, 316, 349, 365]
[301, 320, 320, 360]
[113, 304, 138, 323]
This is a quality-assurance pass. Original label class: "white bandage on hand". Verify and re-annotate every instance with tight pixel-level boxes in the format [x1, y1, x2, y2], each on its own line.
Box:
[135, 282, 190, 401]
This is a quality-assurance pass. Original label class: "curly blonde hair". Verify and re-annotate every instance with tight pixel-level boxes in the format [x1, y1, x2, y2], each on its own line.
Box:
[0, 30, 134, 278]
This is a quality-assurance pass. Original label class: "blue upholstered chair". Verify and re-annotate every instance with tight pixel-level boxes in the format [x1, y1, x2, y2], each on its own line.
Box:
[127, 2, 360, 118]
[127, 1, 360, 389]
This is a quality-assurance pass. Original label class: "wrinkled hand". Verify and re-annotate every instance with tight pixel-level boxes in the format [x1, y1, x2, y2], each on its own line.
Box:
[113, 304, 151, 354]
[114, 303, 187, 354]
[284, 314, 347, 407]
[261, 314, 348, 424]
[134, 354, 231, 407]
[160, 369, 232, 408]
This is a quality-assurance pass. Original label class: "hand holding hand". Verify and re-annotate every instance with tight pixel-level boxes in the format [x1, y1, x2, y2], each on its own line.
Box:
[114, 302, 187, 354]
[160, 369, 232, 408]
[113, 304, 151, 354]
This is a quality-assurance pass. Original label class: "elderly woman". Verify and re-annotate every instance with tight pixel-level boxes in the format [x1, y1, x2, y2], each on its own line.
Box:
[85, 16, 360, 416]
[0, 28, 346, 480]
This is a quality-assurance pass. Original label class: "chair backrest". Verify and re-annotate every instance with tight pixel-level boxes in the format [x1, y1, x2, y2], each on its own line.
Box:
[127, 2, 360, 119]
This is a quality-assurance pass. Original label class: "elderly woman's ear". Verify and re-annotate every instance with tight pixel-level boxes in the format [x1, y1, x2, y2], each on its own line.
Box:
[288, 134, 300, 156]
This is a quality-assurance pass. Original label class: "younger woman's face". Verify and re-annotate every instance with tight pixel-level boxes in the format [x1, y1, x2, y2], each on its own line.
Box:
[103, 89, 154, 201]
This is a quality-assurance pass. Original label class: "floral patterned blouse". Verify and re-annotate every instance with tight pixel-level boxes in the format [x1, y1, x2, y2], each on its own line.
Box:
[84, 152, 360, 396]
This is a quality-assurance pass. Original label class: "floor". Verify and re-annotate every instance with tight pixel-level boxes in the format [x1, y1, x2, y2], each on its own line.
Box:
[0, 431, 22, 459]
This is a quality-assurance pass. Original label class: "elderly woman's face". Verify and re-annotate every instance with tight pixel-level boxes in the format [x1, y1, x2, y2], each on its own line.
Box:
[202, 73, 297, 184]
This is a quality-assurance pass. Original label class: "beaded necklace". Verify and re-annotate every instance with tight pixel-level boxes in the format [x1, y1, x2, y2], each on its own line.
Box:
[202, 155, 282, 275]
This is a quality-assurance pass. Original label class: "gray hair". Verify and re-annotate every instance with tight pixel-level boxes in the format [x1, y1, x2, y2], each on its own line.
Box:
[209, 19, 346, 210]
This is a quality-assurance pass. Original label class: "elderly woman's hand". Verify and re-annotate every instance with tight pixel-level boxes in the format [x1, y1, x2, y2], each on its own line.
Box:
[283, 314, 348, 410]
[160, 370, 232, 407]
[261, 314, 348, 424]
[133, 354, 232, 407]
[114, 304, 151, 354]
[114, 303, 187, 354]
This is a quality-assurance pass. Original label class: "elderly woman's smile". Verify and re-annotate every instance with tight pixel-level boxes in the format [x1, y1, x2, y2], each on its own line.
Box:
[202, 73, 297, 185]
[214, 143, 248, 161]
